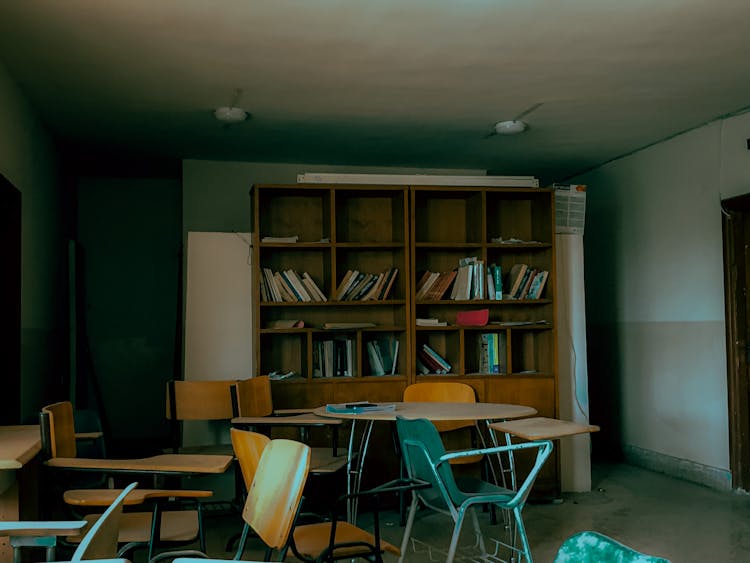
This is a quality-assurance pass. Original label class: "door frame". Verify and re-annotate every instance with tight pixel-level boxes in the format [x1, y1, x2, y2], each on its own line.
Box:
[722, 193, 750, 489]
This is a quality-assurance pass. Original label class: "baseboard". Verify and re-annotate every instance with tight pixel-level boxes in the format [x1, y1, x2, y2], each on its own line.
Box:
[623, 444, 732, 491]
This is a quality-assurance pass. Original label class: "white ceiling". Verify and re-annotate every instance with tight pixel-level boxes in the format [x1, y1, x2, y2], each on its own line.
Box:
[2, 0, 750, 183]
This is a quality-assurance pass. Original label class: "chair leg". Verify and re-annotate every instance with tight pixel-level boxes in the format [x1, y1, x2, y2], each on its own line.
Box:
[397, 494, 419, 563]
[514, 506, 532, 563]
[469, 505, 488, 556]
[446, 509, 468, 563]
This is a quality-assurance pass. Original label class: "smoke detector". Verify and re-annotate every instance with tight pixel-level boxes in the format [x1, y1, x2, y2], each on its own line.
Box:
[493, 120, 527, 135]
[214, 106, 249, 124]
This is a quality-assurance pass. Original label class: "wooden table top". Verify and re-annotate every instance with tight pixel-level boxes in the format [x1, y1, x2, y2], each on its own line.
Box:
[0, 425, 41, 469]
[63, 488, 213, 506]
[46, 453, 233, 474]
[232, 412, 343, 426]
[314, 401, 537, 422]
[489, 417, 600, 440]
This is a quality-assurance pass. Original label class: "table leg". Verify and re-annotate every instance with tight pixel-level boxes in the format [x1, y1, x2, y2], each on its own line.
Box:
[345, 419, 375, 524]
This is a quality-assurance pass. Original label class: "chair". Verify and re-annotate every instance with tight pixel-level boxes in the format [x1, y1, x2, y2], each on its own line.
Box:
[230, 429, 426, 563]
[233, 438, 311, 561]
[40, 401, 213, 562]
[0, 482, 136, 563]
[166, 379, 238, 455]
[553, 531, 670, 563]
[396, 416, 552, 563]
[231, 376, 347, 473]
[402, 382, 487, 468]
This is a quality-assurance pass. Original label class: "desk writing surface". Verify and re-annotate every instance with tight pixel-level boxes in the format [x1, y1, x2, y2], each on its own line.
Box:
[232, 412, 343, 426]
[0, 425, 41, 469]
[46, 454, 233, 474]
[489, 417, 599, 440]
[314, 402, 536, 422]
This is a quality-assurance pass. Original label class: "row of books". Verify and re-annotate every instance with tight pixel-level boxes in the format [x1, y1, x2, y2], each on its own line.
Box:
[416, 343, 452, 375]
[335, 268, 398, 301]
[366, 337, 400, 376]
[260, 268, 327, 303]
[416, 259, 504, 301]
[313, 337, 354, 378]
[506, 264, 549, 300]
[477, 332, 507, 374]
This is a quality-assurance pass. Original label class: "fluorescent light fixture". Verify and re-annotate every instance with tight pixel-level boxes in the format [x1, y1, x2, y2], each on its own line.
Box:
[297, 173, 539, 187]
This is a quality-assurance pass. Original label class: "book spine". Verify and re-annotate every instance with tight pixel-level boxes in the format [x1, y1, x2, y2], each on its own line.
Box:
[422, 344, 452, 372]
[492, 264, 503, 300]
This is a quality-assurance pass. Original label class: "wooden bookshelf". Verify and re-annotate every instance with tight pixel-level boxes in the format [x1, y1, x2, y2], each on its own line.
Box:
[253, 184, 412, 408]
[252, 183, 558, 491]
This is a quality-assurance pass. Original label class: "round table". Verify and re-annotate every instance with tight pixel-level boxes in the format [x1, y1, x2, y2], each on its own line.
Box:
[314, 401, 537, 522]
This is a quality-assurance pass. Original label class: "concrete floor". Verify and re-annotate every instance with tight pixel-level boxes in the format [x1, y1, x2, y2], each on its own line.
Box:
[144, 462, 750, 562]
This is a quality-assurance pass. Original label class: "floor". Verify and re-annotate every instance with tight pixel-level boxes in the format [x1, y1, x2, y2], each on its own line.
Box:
[135, 462, 750, 562]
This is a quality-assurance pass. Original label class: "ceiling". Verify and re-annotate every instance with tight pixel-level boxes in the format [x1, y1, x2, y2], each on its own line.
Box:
[2, 1, 750, 184]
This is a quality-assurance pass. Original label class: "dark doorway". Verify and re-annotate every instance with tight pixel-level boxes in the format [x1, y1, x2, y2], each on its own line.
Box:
[722, 193, 750, 489]
[0, 174, 21, 424]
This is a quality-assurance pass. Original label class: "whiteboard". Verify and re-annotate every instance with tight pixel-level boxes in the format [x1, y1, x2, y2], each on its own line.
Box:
[183, 232, 253, 450]
[184, 231, 254, 381]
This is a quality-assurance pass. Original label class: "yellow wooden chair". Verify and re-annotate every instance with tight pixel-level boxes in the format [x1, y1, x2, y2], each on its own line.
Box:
[40, 401, 212, 562]
[233, 438, 311, 561]
[230, 429, 425, 563]
[403, 382, 485, 467]
[0, 481, 136, 563]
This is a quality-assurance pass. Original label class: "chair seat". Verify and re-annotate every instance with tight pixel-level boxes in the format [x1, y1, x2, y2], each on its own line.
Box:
[309, 447, 347, 474]
[293, 521, 400, 558]
[69, 511, 199, 544]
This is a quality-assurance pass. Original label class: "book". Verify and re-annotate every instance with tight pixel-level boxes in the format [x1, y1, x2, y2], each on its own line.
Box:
[416, 271, 440, 300]
[421, 343, 451, 372]
[517, 268, 537, 300]
[335, 270, 358, 300]
[284, 269, 312, 301]
[266, 319, 304, 329]
[507, 263, 528, 299]
[491, 264, 503, 300]
[427, 270, 457, 301]
[378, 267, 398, 300]
[301, 272, 327, 301]
[366, 341, 386, 376]
[416, 318, 447, 326]
[323, 322, 376, 329]
[261, 235, 299, 243]
[527, 270, 549, 299]
[325, 402, 396, 414]
[275, 271, 299, 302]
[417, 348, 447, 374]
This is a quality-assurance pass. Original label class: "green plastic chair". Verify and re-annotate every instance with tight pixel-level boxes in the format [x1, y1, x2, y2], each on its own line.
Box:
[554, 531, 670, 562]
[395, 416, 552, 563]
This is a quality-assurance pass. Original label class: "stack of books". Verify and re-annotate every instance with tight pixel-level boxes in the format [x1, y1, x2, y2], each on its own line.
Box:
[416, 343, 452, 375]
[506, 264, 549, 300]
[366, 336, 400, 376]
[260, 268, 326, 302]
[335, 267, 398, 301]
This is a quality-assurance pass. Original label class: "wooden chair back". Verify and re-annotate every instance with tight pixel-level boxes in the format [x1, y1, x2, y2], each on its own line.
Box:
[403, 382, 476, 432]
[166, 379, 237, 421]
[71, 482, 138, 561]
[230, 428, 270, 491]
[243, 439, 310, 552]
[41, 401, 77, 458]
[231, 376, 274, 417]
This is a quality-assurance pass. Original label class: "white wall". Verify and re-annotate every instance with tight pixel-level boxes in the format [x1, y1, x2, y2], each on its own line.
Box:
[575, 117, 744, 486]
[0, 61, 65, 422]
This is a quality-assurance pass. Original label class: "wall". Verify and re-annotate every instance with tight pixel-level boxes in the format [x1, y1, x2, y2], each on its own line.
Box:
[0, 61, 67, 422]
[575, 119, 737, 488]
[76, 177, 181, 453]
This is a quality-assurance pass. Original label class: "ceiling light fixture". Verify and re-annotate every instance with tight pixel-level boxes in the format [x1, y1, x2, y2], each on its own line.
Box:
[214, 106, 248, 123]
[493, 119, 527, 135]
